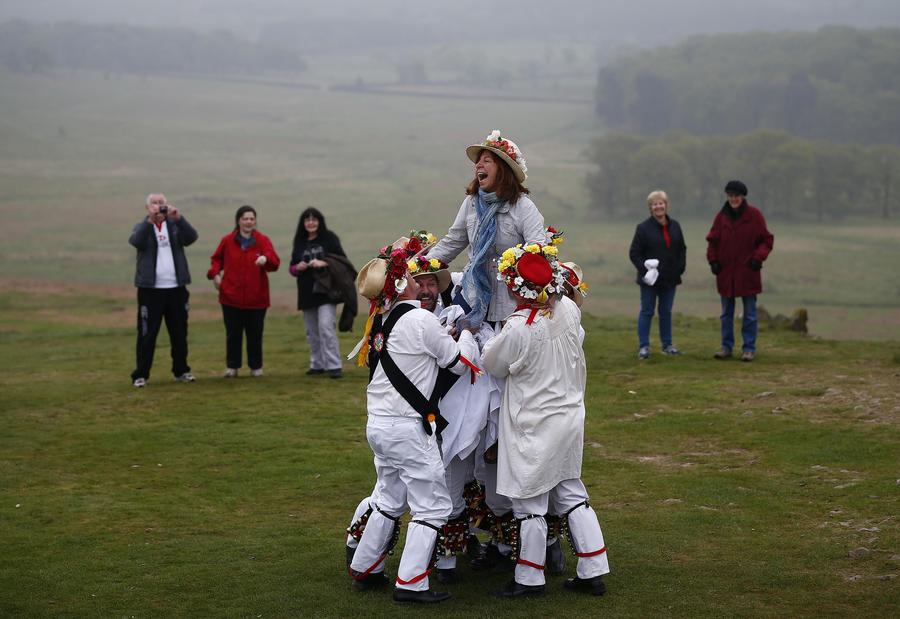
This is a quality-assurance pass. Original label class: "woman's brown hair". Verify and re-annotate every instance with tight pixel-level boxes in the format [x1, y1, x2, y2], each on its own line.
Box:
[465, 150, 529, 203]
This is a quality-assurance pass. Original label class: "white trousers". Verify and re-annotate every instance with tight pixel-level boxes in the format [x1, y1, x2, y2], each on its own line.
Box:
[349, 416, 452, 591]
[511, 478, 610, 586]
[303, 303, 341, 371]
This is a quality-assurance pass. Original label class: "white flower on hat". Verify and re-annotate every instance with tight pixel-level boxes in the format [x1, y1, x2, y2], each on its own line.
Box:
[395, 277, 408, 293]
[487, 129, 502, 142]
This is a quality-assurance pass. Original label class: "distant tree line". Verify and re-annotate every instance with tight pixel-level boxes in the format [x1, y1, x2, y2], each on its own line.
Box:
[0, 20, 306, 76]
[586, 130, 900, 221]
[595, 26, 900, 145]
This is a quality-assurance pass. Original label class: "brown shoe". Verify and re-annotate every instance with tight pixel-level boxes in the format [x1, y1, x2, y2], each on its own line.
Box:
[713, 348, 733, 360]
[741, 351, 755, 362]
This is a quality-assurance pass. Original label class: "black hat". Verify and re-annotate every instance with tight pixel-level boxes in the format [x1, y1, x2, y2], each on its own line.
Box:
[724, 180, 748, 196]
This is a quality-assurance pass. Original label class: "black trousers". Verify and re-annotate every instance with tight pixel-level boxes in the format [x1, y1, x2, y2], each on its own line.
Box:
[222, 305, 267, 370]
[132, 286, 190, 380]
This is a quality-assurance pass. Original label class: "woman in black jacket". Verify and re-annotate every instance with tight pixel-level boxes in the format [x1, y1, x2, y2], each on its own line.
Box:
[628, 190, 687, 359]
[289, 207, 347, 378]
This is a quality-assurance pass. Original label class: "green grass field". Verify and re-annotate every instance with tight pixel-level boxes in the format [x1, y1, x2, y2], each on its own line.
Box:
[1, 288, 898, 617]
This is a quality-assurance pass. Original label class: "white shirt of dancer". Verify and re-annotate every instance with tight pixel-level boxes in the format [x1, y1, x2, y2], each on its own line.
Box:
[482, 295, 586, 499]
[367, 300, 477, 419]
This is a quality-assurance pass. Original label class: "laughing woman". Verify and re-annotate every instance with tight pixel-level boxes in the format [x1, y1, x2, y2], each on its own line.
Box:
[208, 205, 281, 377]
[427, 130, 546, 329]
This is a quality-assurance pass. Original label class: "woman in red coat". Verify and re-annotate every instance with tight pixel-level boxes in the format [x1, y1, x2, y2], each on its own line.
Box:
[208, 205, 280, 377]
[706, 180, 774, 362]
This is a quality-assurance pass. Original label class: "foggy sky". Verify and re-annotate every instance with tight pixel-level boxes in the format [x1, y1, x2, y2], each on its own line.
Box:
[2, 0, 900, 49]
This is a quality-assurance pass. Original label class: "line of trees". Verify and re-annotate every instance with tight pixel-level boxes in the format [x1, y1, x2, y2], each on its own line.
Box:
[595, 26, 900, 145]
[0, 20, 306, 76]
[586, 130, 900, 221]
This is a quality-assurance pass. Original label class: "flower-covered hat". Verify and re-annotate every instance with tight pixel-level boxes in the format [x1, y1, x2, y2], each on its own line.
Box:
[497, 243, 566, 304]
[466, 129, 528, 185]
[560, 261, 588, 308]
[407, 254, 451, 293]
[355, 231, 439, 308]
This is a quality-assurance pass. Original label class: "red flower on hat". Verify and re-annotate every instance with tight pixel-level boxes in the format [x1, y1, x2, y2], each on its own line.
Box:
[516, 252, 553, 287]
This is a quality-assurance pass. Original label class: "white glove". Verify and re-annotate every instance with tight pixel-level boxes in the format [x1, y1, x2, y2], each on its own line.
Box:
[255, 255, 267, 266]
[643, 259, 659, 286]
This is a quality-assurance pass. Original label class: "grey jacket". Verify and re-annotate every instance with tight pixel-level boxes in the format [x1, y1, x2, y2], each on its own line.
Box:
[129, 217, 199, 288]
[428, 195, 545, 322]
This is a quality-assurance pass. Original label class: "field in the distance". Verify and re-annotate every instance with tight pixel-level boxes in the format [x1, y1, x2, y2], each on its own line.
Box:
[0, 68, 898, 340]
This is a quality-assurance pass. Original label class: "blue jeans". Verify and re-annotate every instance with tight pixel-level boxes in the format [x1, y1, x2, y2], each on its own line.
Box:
[638, 285, 676, 349]
[720, 295, 757, 353]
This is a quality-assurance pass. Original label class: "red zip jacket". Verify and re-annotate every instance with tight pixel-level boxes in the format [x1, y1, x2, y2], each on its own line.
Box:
[207, 231, 280, 309]
[706, 203, 774, 297]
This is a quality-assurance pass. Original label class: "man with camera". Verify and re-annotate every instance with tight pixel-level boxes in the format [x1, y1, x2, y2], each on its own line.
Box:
[129, 193, 199, 387]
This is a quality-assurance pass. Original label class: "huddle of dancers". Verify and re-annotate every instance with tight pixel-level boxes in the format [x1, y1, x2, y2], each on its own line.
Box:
[344, 131, 609, 603]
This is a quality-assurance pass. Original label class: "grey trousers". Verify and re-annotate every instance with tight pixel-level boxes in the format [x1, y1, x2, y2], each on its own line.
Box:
[303, 303, 341, 371]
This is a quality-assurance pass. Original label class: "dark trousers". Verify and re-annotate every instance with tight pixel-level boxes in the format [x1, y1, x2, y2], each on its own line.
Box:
[222, 305, 267, 370]
[132, 286, 190, 381]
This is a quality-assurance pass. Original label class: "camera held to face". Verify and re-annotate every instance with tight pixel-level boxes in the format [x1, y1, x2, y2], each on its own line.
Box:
[159, 205, 168, 215]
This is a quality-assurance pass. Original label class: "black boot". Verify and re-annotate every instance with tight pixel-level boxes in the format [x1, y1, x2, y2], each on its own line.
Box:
[492, 580, 545, 598]
[471, 542, 506, 570]
[563, 574, 607, 596]
[466, 534, 483, 561]
[545, 537, 567, 575]
[392, 588, 451, 603]
[434, 568, 457, 584]
[350, 570, 389, 592]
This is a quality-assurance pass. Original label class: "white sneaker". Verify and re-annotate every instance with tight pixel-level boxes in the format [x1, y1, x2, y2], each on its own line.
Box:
[175, 373, 195, 383]
[250, 369, 263, 377]
[223, 368, 238, 378]
[133, 378, 147, 388]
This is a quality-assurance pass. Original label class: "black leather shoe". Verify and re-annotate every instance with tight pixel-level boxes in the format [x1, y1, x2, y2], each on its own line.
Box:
[305, 368, 324, 375]
[545, 538, 567, 575]
[492, 580, 545, 598]
[434, 568, 457, 584]
[328, 369, 343, 379]
[351, 571, 389, 591]
[392, 588, 451, 603]
[563, 575, 607, 596]
[466, 534, 483, 560]
[471, 543, 504, 570]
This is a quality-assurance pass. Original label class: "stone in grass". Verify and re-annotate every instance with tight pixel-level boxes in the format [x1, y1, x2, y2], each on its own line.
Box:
[848, 547, 870, 559]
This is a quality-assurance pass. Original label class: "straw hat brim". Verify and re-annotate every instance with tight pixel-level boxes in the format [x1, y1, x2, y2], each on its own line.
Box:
[412, 268, 451, 293]
[356, 257, 389, 300]
[466, 144, 527, 185]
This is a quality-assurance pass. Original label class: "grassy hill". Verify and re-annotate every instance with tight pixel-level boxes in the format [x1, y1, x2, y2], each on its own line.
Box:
[1, 288, 898, 617]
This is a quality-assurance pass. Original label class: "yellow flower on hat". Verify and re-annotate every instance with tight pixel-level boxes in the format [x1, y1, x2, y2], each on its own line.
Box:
[407, 260, 418, 273]
[542, 245, 558, 257]
[501, 248, 517, 263]
[429, 258, 440, 270]
[524, 244, 540, 254]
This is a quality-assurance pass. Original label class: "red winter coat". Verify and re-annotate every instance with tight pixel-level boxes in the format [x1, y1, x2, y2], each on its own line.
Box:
[706, 203, 774, 297]
[207, 231, 280, 309]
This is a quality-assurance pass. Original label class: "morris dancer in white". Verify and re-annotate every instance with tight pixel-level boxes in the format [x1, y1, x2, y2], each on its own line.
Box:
[482, 242, 610, 598]
[346, 241, 500, 585]
[347, 237, 480, 604]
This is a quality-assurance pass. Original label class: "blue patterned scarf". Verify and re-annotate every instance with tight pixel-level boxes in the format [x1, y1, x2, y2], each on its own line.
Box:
[456, 189, 504, 329]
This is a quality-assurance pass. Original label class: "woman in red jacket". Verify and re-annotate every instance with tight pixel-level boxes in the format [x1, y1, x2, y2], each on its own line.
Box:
[706, 180, 774, 362]
[208, 205, 280, 377]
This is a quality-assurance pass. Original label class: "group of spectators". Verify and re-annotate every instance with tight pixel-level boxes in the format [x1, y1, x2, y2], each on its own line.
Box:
[127, 197, 353, 388]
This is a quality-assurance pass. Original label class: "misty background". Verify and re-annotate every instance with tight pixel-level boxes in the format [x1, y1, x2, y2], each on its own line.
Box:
[1, 0, 899, 339]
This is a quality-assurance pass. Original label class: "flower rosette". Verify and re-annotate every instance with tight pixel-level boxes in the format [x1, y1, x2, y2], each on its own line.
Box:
[546, 226, 565, 246]
[497, 243, 566, 303]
